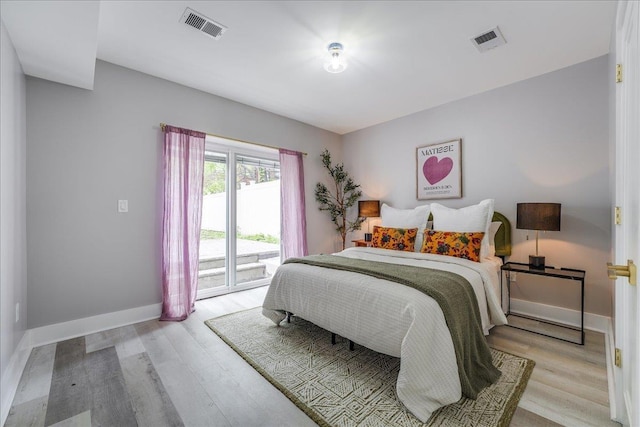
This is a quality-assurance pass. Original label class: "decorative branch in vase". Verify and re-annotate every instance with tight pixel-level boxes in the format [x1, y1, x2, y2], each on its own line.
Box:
[315, 149, 365, 250]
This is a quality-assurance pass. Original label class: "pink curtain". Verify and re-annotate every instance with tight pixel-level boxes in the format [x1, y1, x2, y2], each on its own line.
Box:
[279, 149, 308, 260]
[161, 125, 206, 321]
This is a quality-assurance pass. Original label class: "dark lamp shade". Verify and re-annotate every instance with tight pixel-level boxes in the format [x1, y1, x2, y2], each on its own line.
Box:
[358, 200, 380, 218]
[516, 203, 561, 231]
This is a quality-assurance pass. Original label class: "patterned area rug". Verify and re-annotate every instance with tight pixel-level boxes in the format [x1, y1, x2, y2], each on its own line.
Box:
[205, 308, 534, 427]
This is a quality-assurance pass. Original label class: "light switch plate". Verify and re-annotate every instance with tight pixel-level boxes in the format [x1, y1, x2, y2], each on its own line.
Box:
[118, 200, 128, 213]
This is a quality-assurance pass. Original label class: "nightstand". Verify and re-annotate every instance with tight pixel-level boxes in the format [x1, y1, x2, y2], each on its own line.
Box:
[352, 239, 372, 247]
[501, 262, 585, 345]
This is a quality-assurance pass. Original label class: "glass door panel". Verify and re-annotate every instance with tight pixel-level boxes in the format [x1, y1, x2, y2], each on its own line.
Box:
[198, 151, 228, 298]
[234, 155, 281, 286]
[198, 146, 281, 299]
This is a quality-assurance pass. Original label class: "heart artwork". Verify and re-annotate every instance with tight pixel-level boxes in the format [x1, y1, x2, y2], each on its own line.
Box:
[423, 156, 453, 185]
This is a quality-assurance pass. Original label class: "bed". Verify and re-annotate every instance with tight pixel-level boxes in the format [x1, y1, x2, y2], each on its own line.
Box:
[262, 200, 510, 422]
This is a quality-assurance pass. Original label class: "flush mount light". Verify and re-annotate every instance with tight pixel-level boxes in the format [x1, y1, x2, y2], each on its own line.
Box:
[324, 42, 347, 73]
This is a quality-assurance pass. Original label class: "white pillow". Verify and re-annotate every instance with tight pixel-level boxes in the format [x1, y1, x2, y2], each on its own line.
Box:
[381, 203, 430, 252]
[488, 221, 502, 258]
[431, 199, 495, 260]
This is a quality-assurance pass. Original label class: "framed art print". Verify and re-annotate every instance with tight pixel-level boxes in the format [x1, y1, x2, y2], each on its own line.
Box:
[416, 139, 462, 200]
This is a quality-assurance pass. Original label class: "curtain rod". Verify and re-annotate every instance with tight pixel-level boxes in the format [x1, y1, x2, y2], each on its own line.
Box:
[160, 123, 307, 156]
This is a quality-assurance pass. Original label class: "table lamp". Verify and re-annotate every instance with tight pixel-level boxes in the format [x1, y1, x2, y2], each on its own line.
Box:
[358, 200, 380, 242]
[516, 203, 561, 268]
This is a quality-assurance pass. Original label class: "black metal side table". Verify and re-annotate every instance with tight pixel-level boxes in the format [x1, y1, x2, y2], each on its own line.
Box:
[500, 262, 586, 345]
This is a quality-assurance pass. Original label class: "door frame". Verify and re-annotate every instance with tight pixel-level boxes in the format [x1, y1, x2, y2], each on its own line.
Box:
[612, 1, 639, 425]
[197, 137, 281, 300]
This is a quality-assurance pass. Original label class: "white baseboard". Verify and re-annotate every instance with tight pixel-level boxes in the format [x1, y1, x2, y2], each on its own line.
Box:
[1, 302, 161, 426]
[28, 303, 162, 348]
[510, 298, 610, 333]
[1, 331, 33, 426]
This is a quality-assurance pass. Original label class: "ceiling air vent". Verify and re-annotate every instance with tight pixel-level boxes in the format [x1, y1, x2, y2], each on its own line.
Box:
[471, 26, 506, 52]
[180, 8, 227, 40]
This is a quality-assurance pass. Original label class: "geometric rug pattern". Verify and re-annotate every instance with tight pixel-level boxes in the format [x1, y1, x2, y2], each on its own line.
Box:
[206, 308, 535, 427]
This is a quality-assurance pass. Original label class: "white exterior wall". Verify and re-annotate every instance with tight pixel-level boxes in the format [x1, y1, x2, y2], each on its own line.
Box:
[201, 180, 280, 237]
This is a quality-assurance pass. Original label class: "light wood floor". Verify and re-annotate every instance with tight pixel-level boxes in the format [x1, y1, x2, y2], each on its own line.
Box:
[6, 286, 619, 426]
[487, 320, 618, 426]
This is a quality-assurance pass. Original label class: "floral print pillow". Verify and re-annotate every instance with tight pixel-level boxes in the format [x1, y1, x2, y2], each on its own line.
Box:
[421, 230, 485, 262]
[371, 226, 418, 252]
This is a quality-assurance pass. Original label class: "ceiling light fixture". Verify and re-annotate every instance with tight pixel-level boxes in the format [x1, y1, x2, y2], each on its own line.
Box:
[324, 42, 347, 74]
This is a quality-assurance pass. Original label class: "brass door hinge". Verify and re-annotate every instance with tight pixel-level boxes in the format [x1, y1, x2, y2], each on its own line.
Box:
[615, 206, 622, 225]
[615, 348, 622, 367]
[616, 64, 623, 83]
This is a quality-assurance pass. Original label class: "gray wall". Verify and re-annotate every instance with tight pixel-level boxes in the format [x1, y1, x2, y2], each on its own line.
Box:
[26, 60, 342, 328]
[0, 19, 28, 391]
[21, 54, 615, 325]
[343, 56, 611, 317]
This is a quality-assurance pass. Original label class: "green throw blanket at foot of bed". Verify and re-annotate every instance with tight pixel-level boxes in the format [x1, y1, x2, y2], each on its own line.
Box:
[284, 254, 501, 398]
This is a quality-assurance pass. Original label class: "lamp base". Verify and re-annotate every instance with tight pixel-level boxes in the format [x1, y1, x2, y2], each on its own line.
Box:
[364, 233, 372, 242]
[529, 255, 546, 269]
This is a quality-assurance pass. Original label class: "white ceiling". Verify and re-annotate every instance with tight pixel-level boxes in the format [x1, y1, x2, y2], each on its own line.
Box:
[1, 1, 616, 134]
[1, 0, 99, 90]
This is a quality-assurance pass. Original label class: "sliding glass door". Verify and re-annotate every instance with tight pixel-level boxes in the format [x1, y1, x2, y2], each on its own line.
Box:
[198, 139, 280, 299]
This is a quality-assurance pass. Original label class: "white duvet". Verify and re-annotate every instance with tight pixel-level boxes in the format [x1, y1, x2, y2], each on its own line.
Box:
[262, 247, 508, 422]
